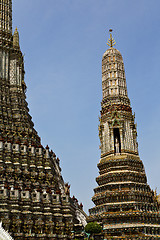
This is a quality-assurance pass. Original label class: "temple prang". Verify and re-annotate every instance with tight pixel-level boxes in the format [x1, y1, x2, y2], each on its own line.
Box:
[88, 30, 160, 239]
[0, 0, 87, 239]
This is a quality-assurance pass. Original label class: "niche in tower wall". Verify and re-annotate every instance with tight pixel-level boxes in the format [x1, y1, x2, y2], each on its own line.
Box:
[113, 128, 121, 154]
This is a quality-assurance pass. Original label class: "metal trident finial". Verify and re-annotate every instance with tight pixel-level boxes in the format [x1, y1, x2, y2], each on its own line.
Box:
[107, 29, 116, 47]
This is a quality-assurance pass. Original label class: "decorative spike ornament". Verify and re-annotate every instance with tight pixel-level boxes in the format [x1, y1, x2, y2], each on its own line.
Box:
[107, 29, 116, 47]
[13, 27, 20, 49]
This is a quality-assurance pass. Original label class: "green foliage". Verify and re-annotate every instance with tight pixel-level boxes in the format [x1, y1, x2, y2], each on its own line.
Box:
[85, 222, 102, 234]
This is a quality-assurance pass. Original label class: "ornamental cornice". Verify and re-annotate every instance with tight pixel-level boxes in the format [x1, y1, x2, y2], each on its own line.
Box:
[99, 153, 140, 164]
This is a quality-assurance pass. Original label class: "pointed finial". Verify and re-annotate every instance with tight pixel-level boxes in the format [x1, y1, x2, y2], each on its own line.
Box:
[107, 29, 116, 48]
[13, 27, 20, 49]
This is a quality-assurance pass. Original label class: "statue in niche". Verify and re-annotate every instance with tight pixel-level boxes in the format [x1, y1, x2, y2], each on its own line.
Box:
[115, 137, 120, 154]
[65, 183, 70, 196]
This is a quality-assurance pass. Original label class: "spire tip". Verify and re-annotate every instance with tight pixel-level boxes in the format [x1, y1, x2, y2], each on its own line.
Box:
[107, 29, 116, 48]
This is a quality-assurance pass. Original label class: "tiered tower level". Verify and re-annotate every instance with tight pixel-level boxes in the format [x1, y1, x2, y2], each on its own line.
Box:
[0, 1, 87, 239]
[89, 31, 160, 239]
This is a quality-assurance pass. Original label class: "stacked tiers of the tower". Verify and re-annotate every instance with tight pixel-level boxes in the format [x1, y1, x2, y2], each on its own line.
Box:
[88, 33, 160, 239]
[0, 1, 86, 239]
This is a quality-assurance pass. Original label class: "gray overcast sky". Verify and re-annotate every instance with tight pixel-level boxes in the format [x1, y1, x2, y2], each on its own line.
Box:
[13, 0, 160, 213]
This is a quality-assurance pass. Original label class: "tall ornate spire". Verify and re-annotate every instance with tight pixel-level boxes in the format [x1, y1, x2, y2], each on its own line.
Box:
[0, 0, 12, 45]
[101, 31, 137, 156]
[0, 0, 12, 33]
[88, 32, 160, 239]
[102, 39, 128, 101]
[0, 0, 38, 144]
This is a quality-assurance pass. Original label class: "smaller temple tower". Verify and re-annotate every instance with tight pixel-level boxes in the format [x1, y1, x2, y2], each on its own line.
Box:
[88, 30, 160, 239]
